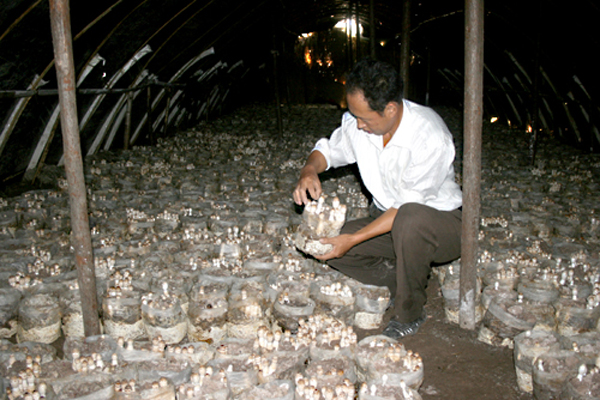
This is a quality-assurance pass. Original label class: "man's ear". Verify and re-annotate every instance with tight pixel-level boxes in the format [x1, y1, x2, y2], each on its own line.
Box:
[384, 102, 399, 117]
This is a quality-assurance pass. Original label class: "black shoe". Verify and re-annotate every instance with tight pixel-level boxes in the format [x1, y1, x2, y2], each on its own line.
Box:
[382, 310, 427, 339]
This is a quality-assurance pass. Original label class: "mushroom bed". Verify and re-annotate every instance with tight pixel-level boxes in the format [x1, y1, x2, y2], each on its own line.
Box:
[1, 103, 600, 399]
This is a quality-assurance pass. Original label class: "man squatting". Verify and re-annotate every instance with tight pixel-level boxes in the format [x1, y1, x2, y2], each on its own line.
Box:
[293, 58, 463, 339]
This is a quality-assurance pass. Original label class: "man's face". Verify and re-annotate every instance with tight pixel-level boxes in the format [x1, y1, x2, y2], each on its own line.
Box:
[346, 91, 398, 137]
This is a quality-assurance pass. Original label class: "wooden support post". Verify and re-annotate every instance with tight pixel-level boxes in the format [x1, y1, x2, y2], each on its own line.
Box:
[271, 49, 283, 136]
[164, 88, 171, 137]
[347, 1, 353, 66]
[49, 0, 100, 337]
[270, 4, 283, 136]
[124, 92, 132, 150]
[425, 46, 432, 106]
[355, 0, 361, 60]
[400, 0, 411, 98]
[529, 0, 543, 164]
[147, 86, 153, 145]
[369, 0, 376, 58]
[460, 0, 484, 331]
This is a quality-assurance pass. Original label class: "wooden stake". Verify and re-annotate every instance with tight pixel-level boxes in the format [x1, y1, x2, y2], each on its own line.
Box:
[49, 0, 100, 337]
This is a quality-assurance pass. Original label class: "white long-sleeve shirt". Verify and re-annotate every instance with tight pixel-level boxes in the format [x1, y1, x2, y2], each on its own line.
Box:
[313, 99, 462, 212]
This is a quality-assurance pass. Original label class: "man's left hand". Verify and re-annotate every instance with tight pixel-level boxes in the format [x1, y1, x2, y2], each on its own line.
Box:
[314, 234, 357, 261]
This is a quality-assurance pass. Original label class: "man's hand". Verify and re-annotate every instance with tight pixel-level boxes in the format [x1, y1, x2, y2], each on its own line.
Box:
[293, 167, 322, 205]
[293, 150, 328, 206]
[315, 208, 398, 261]
[314, 234, 357, 261]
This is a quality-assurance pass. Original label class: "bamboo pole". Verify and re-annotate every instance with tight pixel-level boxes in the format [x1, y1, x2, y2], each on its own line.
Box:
[49, 0, 100, 336]
[369, 0, 376, 58]
[124, 92, 132, 150]
[272, 49, 283, 136]
[529, 0, 543, 164]
[164, 88, 171, 136]
[459, 0, 484, 330]
[147, 86, 153, 145]
[400, 0, 411, 98]
[0, 82, 182, 98]
[355, 0, 361, 60]
[347, 1, 353, 66]
[0, 0, 44, 42]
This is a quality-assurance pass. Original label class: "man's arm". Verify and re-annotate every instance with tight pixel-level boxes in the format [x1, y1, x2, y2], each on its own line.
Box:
[293, 150, 328, 206]
[316, 207, 398, 260]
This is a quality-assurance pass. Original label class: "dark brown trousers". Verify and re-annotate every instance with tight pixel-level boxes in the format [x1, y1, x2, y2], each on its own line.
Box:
[327, 202, 462, 323]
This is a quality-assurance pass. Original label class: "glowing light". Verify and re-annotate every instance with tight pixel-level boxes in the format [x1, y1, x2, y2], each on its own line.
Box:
[379, 40, 386, 47]
[304, 48, 312, 66]
[334, 19, 363, 37]
[526, 124, 533, 133]
[490, 116, 498, 123]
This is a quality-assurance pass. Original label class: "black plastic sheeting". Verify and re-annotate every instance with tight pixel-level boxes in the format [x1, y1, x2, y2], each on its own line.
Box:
[0, 0, 599, 184]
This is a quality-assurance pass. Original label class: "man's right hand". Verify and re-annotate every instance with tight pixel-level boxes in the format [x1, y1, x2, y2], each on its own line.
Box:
[293, 150, 328, 206]
[293, 166, 322, 205]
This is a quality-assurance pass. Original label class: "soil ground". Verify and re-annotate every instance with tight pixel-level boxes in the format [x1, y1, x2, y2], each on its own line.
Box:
[396, 279, 532, 400]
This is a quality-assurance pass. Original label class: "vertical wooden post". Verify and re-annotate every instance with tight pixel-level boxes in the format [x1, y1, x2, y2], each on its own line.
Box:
[147, 86, 153, 144]
[124, 92, 132, 150]
[347, 1, 353, 66]
[400, 0, 411, 98]
[271, 4, 283, 137]
[272, 49, 283, 136]
[355, 0, 361, 60]
[49, 0, 100, 337]
[369, 0, 376, 58]
[529, 0, 543, 164]
[164, 87, 171, 137]
[460, 0, 484, 330]
[425, 46, 432, 106]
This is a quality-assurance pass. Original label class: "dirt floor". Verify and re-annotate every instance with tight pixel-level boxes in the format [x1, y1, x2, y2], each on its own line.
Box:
[396, 279, 532, 400]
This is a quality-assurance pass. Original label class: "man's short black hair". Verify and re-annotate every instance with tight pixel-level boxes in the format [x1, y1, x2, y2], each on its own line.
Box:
[346, 58, 403, 113]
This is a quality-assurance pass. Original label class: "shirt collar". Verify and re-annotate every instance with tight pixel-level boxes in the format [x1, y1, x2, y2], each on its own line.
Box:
[371, 99, 408, 149]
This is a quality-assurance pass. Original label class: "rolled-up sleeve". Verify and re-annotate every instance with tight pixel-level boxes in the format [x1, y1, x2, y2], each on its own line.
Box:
[312, 112, 357, 171]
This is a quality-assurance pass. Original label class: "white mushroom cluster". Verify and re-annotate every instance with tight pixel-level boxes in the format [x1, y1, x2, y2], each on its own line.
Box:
[433, 114, 600, 397]
[295, 373, 355, 400]
[0, 104, 445, 398]
[295, 195, 348, 257]
[303, 196, 347, 237]
[12, 102, 600, 396]
[320, 282, 353, 299]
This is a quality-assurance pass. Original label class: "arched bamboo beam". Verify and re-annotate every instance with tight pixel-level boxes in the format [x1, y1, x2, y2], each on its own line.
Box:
[24, 54, 106, 183]
[82, 0, 211, 155]
[13, 0, 137, 182]
[122, 0, 265, 145]
[55, 44, 152, 167]
[0, 0, 44, 42]
[88, 70, 151, 155]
